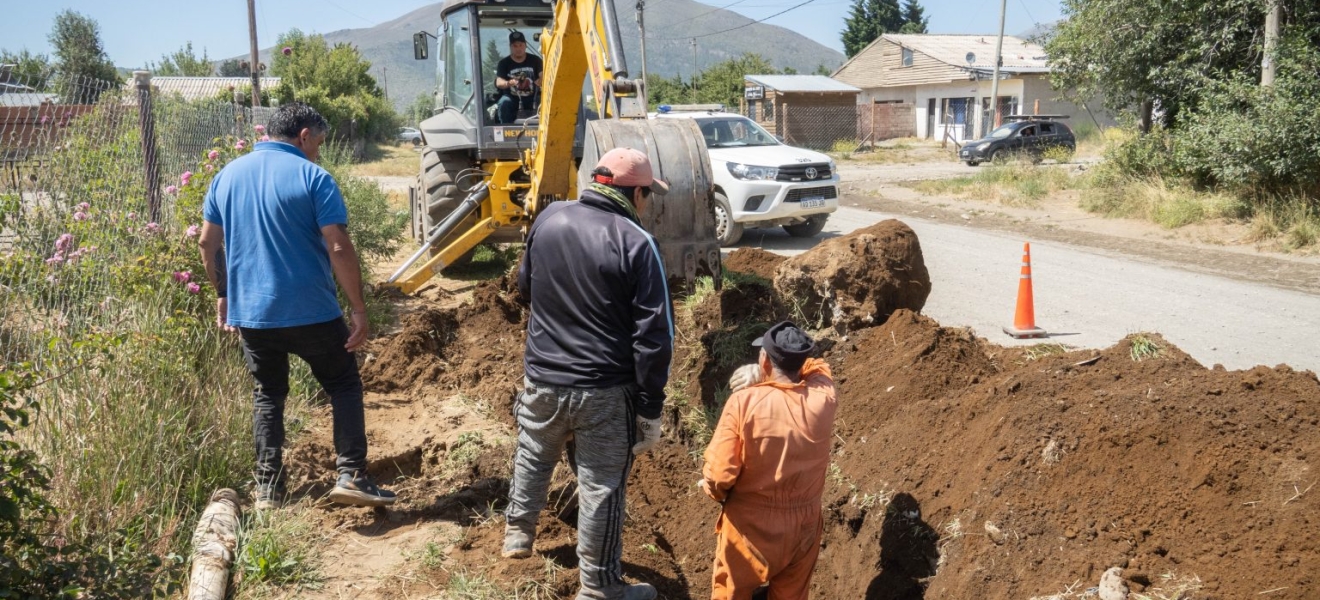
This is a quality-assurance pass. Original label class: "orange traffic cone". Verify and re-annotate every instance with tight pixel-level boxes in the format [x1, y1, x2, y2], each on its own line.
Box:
[1003, 242, 1048, 339]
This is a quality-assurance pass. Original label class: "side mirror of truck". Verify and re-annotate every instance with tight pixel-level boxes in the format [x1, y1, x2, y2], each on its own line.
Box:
[413, 32, 429, 61]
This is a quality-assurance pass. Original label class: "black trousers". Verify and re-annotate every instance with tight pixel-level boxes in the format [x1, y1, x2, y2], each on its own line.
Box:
[239, 318, 367, 485]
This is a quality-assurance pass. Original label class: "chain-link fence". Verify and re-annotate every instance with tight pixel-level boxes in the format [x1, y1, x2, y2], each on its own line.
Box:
[0, 70, 267, 367]
[759, 103, 919, 151]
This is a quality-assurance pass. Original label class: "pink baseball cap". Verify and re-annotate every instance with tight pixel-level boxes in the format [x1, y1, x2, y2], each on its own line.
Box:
[593, 147, 670, 195]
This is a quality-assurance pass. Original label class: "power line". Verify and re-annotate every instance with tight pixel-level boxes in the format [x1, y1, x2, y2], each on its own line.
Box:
[1017, 0, 1038, 27]
[654, 0, 752, 30]
[321, 0, 376, 24]
[658, 0, 821, 40]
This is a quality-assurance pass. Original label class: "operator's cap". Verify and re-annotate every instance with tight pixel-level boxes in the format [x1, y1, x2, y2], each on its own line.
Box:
[752, 321, 816, 370]
[593, 147, 670, 195]
[509, 31, 527, 44]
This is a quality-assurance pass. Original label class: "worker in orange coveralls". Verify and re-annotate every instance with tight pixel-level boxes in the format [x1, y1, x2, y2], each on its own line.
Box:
[698, 321, 838, 600]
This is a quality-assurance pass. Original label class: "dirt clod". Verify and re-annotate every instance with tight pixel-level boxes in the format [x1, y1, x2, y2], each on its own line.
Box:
[773, 219, 931, 332]
[723, 247, 787, 280]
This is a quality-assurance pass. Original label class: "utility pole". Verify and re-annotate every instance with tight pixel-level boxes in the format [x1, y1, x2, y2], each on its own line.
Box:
[987, 0, 1007, 135]
[380, 65, 389, 101]
[1262, 0, 1280, 87]
[691, 38, 698, 103]
[247, 0, 262, 108]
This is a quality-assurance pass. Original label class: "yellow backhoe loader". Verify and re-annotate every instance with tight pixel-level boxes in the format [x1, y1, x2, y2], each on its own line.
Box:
[385, 0, 720, 294]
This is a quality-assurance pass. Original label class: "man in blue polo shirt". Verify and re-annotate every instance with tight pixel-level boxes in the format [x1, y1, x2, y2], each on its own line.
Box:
[198, 102, 395, 510]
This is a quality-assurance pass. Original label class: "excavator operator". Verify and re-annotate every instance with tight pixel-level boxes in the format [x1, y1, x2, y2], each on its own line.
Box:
[494, 30, 543, 124]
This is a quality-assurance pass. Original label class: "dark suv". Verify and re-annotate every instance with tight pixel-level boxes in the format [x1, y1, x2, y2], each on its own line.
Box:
[959, 117, 1076, 166]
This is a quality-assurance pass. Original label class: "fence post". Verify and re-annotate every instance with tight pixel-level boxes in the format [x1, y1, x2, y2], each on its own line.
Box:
[870, 103, 877, 146]
[134, 71, 162, 223]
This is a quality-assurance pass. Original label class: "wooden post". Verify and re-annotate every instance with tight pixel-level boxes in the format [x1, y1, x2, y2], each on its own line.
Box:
[247, 0, 262, 108]
[1033, 99, 1039, 115]
[870, 102, 876, 147]
[187, 489, 242, 600]
[133, 71, 162, 223]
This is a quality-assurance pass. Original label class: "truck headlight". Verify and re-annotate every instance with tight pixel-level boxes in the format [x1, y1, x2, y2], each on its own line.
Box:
[727, 162, 778, 181]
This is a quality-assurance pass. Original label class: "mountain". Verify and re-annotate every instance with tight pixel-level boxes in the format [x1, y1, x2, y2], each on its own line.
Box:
[244, 0, 844, 112]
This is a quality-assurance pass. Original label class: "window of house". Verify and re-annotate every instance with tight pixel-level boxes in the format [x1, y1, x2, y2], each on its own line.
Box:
[901, 48, 914, 67]
[746, 100, 758, 121]
[762, 100, 774, 121]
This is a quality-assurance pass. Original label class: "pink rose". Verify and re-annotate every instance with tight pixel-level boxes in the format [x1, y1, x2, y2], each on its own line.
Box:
[235, 140, 246, 150]
[126, 212, 136, 220]
[186, 282, 201, 294]
[259, 135, 270, 142]
[145, 222, 161, 234]
[45, 254, 64, 266]
[186, 224, 200, 238]
[208, 150, 219, 160]
[73, 211, 88, 221]
[254, 124, 266, 134]
[180, 171, 193, 186]
[172, 271, 192, 283]
[205, 164, 214, 172]
[165, 185, 178, 195]
[77, 202, 90, 211]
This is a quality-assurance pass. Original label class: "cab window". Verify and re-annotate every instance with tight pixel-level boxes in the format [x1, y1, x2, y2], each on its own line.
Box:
[442, 10, 477, 124]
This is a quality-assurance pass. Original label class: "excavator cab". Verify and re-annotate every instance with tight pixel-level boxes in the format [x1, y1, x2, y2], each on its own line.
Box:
[395, 0, 720, 295]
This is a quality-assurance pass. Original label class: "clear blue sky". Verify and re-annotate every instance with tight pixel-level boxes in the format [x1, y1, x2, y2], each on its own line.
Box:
[0, 0, 1064, 67]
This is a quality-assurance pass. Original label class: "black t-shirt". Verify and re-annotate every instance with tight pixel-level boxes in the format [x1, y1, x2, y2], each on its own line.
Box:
[496, 54, 543, 98]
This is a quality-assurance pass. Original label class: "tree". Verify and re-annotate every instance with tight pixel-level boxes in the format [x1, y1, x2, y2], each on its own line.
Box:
[151, 42, 213, 76]
[814, 64, 834, 76]
[407, 91, 435, 125]
[269, 29, 398, 141]
[0, 49, 53, 86]
[899, 0, 929, 33]
[48, 10, 119, 92]
[217, 59, 250, 77]
[694, 53, 778, 108]
[841, 0, 904, 57]
[1046, 0, 1265, 130]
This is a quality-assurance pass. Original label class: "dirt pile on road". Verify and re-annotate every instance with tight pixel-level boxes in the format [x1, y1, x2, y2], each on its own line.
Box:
[723, 247, 787, 280]
[773, 219, 931, 332]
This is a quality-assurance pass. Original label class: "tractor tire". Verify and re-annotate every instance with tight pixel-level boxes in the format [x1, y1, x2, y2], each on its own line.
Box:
[714, 191, 744, 247]
[783, 214, 828, 238]
[417, 148, 477, 264]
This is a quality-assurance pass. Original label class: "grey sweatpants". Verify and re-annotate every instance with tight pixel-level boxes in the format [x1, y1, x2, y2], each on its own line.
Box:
[506, 377, 636, 597]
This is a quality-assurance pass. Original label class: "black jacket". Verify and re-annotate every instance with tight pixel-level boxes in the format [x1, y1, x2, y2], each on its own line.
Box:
[518, 189, 674, 419]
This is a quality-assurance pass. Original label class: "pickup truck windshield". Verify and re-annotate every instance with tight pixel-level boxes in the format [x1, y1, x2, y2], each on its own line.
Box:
[697, 117, 780, 148]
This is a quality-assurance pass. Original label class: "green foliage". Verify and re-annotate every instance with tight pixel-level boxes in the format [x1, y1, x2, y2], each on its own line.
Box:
[48, 10, 119, 92]
[647, 53, 779, 109]
[1046, 0, 1265, 122]
[0, 49, 53, 83]
[150, 42, 213, 77]
[842, 0, 926, 57]
[234, 513, 320, 588]
[216, 58, 251, 77]
[407, 91, 435, 126]
[269, 29, 399, 142]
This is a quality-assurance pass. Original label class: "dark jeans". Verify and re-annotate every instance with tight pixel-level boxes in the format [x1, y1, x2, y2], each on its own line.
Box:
[497, 93, 536, 124]
[239, 318, 367, 486]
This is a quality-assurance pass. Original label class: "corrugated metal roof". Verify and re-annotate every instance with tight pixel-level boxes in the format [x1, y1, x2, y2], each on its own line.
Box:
[145, 77, 282, 101]
[882, 34, 1049, 72]
[744, 75, 860, 93]
[0, 93, 58, 107]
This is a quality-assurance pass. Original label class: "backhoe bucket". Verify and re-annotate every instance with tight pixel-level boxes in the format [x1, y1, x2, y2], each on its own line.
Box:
[579, 118, 722, 290]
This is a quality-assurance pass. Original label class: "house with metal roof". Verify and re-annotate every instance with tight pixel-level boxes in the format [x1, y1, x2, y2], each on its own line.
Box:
[144, 77, 282, 102]
[739, 75, 861, 149]
[832, 34, 1113, 142]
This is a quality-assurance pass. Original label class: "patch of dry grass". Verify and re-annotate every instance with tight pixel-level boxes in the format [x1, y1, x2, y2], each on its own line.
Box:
[347, 143, 421, 178]
[913, 162, 1076, 207]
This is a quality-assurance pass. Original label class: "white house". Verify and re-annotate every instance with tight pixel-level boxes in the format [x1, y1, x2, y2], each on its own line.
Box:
[832, 34, 1113, 142]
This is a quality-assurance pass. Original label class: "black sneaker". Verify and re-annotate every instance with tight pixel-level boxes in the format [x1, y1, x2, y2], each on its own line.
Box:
[327, 472, 397, 507]
[253, 482, 285, 511]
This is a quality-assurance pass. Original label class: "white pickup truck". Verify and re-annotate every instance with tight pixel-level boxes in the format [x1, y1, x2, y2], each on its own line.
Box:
[652, 107, 839, 246]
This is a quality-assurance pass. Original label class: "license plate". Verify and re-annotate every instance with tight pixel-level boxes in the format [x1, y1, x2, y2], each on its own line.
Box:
[800, 197, 826, 209]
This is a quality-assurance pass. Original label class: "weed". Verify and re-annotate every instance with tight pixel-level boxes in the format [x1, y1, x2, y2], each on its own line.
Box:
[707, 322, 769, 371]
[445, 431, 487, 477]
[446, 244, 524, 280]
[1024, 343, 1067, 361]
[418, 541, 445, 569]
[641, 543, 660, 554]
[1129, 334, 1163, 362]
[233, 511, 322, 591]
[913, 163, 1074, 207]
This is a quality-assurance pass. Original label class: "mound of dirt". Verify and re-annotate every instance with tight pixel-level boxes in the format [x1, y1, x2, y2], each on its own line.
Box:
[723, 247, 787, 280]
[774, 219, 931, 332]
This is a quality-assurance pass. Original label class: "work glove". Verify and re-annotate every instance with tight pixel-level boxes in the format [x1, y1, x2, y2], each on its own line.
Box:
[728, 363, 765, 393]
[632, 416, 662, 455]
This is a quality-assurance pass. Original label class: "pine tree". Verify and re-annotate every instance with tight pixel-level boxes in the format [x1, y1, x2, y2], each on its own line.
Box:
[151, 42, 214, 77]
[900, 0, 929, 34]
[841, 0, 906, 58]
[48, 10, 119, 92]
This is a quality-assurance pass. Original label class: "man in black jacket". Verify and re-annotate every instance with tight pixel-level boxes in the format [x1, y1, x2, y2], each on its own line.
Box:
[503, 147, 673, 600]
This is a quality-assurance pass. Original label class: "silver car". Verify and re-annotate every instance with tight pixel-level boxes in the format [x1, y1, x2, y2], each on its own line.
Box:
[396, 127, 423, 146]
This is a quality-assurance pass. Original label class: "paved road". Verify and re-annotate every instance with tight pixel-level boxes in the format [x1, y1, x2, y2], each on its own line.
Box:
[737, 206, 1320, 373]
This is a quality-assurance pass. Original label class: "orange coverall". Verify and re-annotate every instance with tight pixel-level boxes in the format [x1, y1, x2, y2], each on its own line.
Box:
[701, 359, 838, 600]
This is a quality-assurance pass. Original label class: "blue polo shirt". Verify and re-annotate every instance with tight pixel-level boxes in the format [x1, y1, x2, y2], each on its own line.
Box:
[203, 141, 347, 329]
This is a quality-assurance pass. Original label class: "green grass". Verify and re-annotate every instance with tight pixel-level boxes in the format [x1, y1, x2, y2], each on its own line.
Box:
[1129, 334, 1163, 362]
[445, 243, 523, 281]
[1080, 175, 1248, 229]
[914, 162, 1076, 207]
[233, 511, 323, 595]
[345, 143, 421, 178]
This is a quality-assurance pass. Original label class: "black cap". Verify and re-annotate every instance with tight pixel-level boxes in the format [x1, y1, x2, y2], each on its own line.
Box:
[509, 31, 527, 44]
[752, 321, 816, 373]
